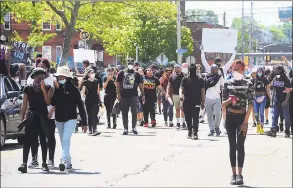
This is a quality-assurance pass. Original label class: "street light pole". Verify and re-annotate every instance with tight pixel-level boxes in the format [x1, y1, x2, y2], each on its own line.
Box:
[241, 0, 245, 60]
[136, 46, 139, 63]
[177, 1, 182, 64]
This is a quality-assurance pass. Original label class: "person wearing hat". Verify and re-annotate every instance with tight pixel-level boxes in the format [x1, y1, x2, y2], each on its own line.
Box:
[200, 45, 237, 78]
[167, 63, 186, 129]
[18, 68, 52, 173]
[116, 61, 144, 135]
[51, 66, 87, 171]
[205, 64, 224, 136]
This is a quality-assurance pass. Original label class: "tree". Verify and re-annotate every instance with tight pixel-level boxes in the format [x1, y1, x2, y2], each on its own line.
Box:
[0, 1, 12, 22]
[186, 9, 219, 25]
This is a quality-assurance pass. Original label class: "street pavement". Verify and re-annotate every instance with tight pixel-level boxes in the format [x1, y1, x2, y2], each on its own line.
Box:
[1, 113, 292, 187]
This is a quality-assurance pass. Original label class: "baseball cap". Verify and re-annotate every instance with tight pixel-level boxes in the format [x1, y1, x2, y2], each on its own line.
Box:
[174, 64, 182, 68]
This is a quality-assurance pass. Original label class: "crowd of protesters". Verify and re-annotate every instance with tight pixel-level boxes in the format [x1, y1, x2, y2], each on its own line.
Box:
[1, 34, 293, 185]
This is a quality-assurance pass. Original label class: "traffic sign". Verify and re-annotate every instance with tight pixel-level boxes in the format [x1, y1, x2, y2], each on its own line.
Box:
[176, 49, 187, 54]
[80, 31, 90, 41]
[186, 56, 195, 64]
[156, 53, 168, 64]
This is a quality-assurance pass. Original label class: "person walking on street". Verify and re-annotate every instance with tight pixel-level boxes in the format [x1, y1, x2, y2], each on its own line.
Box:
[264, 68, 271, 124]
[18, 68, 52, 173]
[142, 67, 166, 128]
[205, 64, 224, 136]
[266, 65, 291, 138]
[160, 68, 174, 127]
[167, 64, 186, 129]
[252, 67, 270, 134]
[222, 60, 254, 185]
[27, 58, 57, 167]
[103, 67, 117, 129]
[116, 61, 144, 135]
[81, 68, 101, 136]
[137, 68, 144, 127]
[180, 64, 205, 139]
[52, 66, 88, 171]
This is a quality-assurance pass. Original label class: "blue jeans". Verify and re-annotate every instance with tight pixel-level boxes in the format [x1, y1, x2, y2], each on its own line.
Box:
[162, 97, 173, 122]
[253, 95, 267, 125]
[271, 104, 290, 131]
[55, 119, 77, 164]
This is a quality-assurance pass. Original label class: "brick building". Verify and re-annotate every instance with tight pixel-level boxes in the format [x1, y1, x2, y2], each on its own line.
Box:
[1, 12, 115, 68]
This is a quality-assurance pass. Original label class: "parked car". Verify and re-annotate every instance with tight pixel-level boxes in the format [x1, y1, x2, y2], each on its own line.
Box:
[0, 75, 25, 150]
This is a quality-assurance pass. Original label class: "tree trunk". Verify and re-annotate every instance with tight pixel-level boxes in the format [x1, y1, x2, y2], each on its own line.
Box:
[59, 26, 74, 66]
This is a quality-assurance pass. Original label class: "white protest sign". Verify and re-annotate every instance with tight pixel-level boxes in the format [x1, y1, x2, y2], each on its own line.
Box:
[202, 28, 238, 53]
[73, 49, 96, 63]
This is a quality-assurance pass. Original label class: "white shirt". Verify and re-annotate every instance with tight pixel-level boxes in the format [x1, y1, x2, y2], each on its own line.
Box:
[206, 76, 224, 100]
[27, 74, 56, 119]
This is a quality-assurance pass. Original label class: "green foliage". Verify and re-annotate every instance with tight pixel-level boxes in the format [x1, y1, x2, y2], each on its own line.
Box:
[0, 1, 12, 23]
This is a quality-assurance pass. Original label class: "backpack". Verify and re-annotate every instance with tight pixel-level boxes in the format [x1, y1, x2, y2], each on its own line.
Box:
[121, 71, 137, 90]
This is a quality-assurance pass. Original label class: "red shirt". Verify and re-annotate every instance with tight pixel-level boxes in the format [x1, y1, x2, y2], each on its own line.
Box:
[160, 76, 169, 91]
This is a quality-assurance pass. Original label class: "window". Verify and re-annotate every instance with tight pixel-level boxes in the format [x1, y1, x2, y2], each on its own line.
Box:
[42, 21, 51, 31]
[56, 46, 62, 60]
[4, 13, 10, 30]
[56, 22, 61, 31]
[42, 46, 52, 61]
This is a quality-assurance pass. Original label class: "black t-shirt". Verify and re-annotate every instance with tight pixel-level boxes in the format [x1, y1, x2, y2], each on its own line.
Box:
[169, 73, 185, 95]
[181, 74, 205, 105]
[254, 77, 269, 93]
[82, 79, 100, 105]
[103, 76, 116, 96]
[23, 85, 48, 116]
[271, 76, 290, 104]
[94, 74, 103, 90]
[143, 76, 160, 102]
[116, 69, 143, 98]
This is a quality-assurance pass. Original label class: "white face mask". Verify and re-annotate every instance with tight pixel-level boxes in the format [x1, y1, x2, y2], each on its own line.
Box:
[128, 65, 133, 70]
[90, 73, 95, 78]
[233, 71, 243, 80]
[58, 79, 66, 85]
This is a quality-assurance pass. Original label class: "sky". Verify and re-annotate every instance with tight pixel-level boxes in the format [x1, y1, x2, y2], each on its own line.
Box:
[185, 1, 292, 27]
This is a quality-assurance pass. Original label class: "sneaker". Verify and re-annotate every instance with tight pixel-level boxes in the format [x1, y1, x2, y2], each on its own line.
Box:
[31, 158, 39, 167]
[230, 175, 237, 185]
[132, 128, 138, 135]
[187, 131, 192, 139]
[199, 119, 204, 123]
[285, 130, 290, 138]
[88, 131, 93, 135]
[164, 121, 168, 127]
[280, 122, 284, 132]
[208, 131, 214, 136]
[92, 131, 102, 136]
[151, 120, 156, 127]
[259, 127, 265, 135]
[140, 121, 144, 127]
[236, 175, 244, 185]
[144, 122, 148, 128]
[48, 160, 54, 166]
[182, 122, 186, 129]
[266, 129, 277, 137]
[113, 123, 117, 129]
[265, 119, 269, 124]
[176, 123, 180, 129]
[59, 162, 66, 171]
[192, 133, 198, 140]
[107, 124, 111, 129]
[18, 163, 27, 173]
[42, 163, 49, 172]
[169, 122, 174, 127]
[67, 164, 73, 170]
[256, 123, 261, 133]
[215, 128, 221, 136]
[252, 122, 256, 127]
[123, 129, 128, 135]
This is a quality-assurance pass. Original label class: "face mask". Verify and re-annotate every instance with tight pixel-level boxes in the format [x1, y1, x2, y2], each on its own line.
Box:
[128, 65, 133, 70]
[58, 79, 66, 85]
[182, 68, 188, 74]
[233, 71, 243, 80]
[257, 73, 262, 77]
[90, 73, 95, 78]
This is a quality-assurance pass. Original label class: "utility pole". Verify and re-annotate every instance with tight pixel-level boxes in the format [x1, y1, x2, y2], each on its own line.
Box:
[241, 0, 244, 60]
[223, 12, 226, 63]
[249, 1, 253, 67]
[177, 1, 182, 64]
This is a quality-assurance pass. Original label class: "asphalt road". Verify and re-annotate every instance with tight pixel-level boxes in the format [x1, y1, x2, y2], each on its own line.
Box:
[1, 114, 292, 187]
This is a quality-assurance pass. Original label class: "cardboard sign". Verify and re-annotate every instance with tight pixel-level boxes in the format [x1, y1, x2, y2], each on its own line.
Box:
[73, 49, 96, 64]
[202, 28, 238, 53]
[10, 41, 32, 65]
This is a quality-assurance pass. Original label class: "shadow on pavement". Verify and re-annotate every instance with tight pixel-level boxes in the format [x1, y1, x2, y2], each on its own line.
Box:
[3, 143, 22, 151]
[238, 185, 258, 188]
[198, 138, 220, 141]
[126, 134, 157, 137]
[149, 127, 171, 129]
[28, 169, 101, 175]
